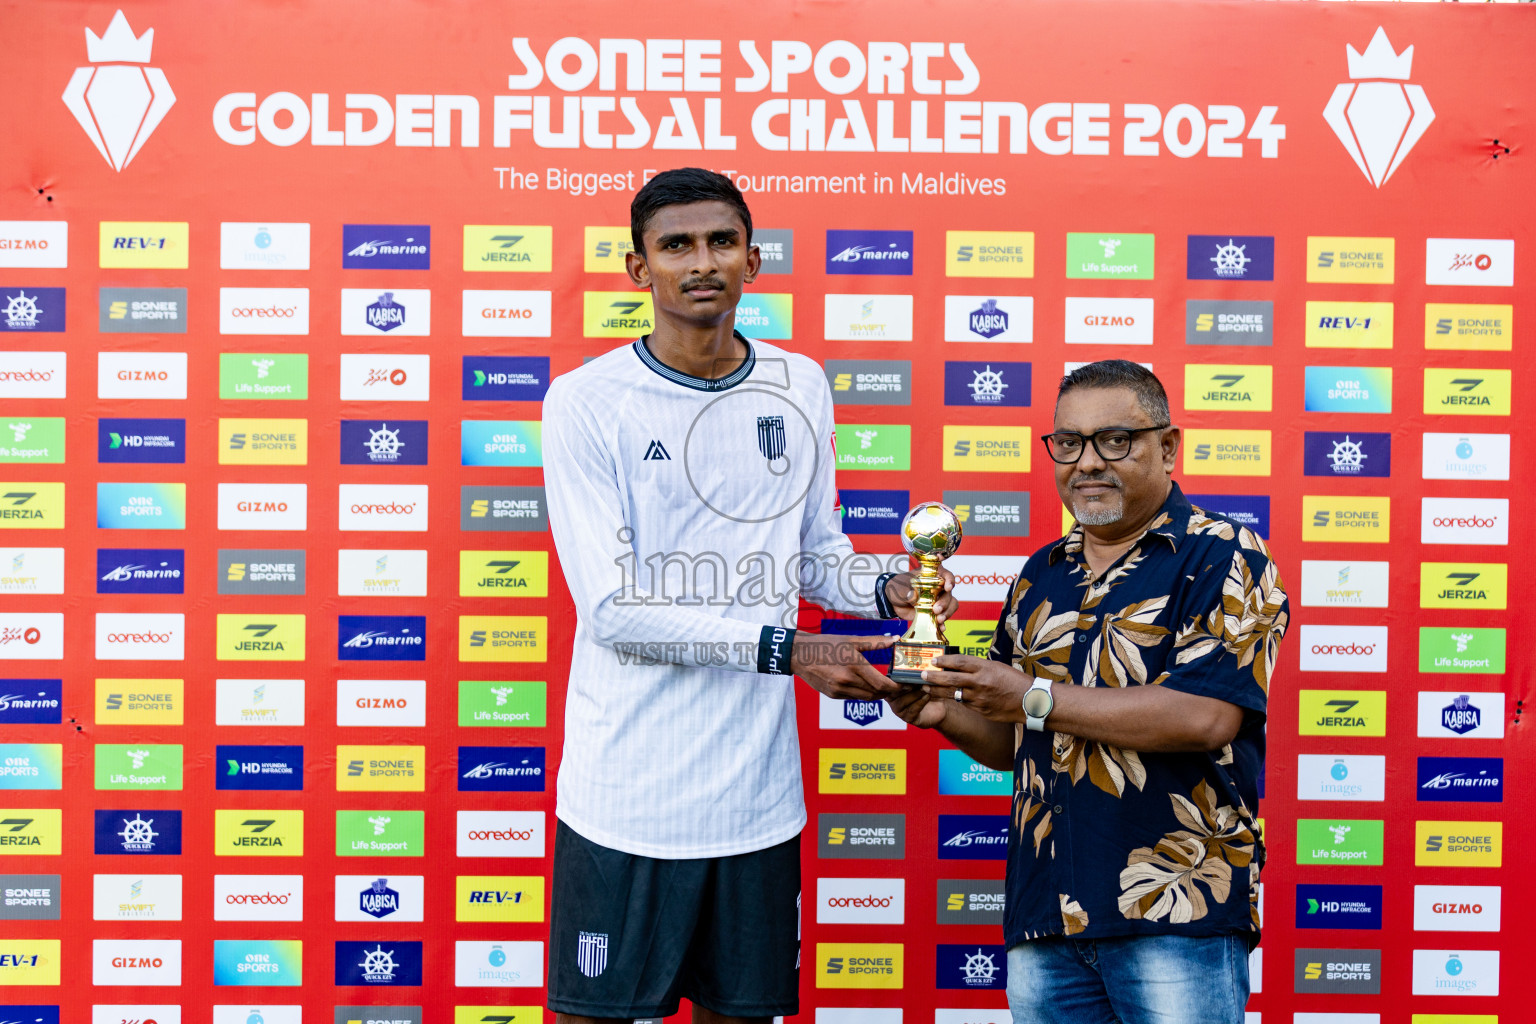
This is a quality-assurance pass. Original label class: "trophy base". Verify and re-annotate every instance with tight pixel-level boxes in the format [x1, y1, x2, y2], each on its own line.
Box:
[888, 643, 959, 684]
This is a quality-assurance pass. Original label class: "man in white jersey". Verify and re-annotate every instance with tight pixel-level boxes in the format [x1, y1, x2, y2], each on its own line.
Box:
[543, 168, 953, 1023]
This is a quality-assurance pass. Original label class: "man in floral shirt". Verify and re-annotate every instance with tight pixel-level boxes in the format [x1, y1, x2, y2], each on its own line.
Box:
[890, 360, 1287, 1024]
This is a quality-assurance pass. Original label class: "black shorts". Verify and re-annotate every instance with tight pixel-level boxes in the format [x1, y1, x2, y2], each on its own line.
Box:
[546, 819, 802, 1018]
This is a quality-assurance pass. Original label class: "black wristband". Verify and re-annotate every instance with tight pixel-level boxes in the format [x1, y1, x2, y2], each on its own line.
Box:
[873, 572, 899, 619]
[757, 625, 797, 675]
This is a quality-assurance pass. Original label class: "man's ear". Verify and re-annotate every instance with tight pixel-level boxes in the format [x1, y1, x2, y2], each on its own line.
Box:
[625, 247, 649, 288]
[743, 242, 761, 285]
[1161, 426, 1181, 471]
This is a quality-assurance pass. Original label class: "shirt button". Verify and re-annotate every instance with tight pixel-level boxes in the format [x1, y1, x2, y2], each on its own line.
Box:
[1053, 804, 1064, 815]
[1076, 635, 1086, 644]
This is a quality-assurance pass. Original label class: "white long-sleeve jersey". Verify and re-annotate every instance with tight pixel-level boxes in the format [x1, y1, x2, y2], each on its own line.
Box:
[542, 336, 895, 858]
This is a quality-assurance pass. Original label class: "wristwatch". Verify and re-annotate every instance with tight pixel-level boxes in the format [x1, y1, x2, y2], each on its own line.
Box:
[1022, 676, 1055, 732]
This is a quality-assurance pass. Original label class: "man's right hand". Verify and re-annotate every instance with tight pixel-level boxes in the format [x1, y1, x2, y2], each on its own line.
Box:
[792, 632, 899, 700]
[886, 685, 949, 729]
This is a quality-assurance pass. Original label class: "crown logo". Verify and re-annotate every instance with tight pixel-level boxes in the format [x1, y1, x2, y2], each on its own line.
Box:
[1346, 27, 1413, 81]
[86, 9, 154, 63]
[62, 10, 176, 171]
[1322, 27, 1434, 188]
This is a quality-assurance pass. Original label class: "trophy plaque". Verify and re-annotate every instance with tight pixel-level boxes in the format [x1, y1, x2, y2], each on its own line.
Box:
[889, 501, 963, 684]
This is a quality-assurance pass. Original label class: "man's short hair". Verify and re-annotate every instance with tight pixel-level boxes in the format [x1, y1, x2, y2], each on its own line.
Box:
[1057, 359, 1170, 425]
[630, 168, 753, 256]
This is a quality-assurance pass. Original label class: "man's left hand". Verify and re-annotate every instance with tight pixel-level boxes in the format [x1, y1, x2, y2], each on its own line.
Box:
[885, 569, 958, 624]
[919, 654, 1028, 723]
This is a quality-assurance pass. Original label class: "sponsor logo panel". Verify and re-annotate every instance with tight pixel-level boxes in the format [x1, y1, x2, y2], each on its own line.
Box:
[938, 749, 1010, 796]
[217, 482, 307, 531]
[1183, 365, 1272, 412]
[338, 745, 426, 792]
[583, 226, 634, 272]
[215, 1009, 302, 1024]
[98, 417, 184, 464]
[942, 426, 1029, 473]
[936, 943, 1007, 989]
[214, 678, 305, 727]
[218, 287, 309, 335]
[97, 482, 185, 530]
[936, 878, 1006, 925]
[339, 484, 428, 531]
[91, 872, 181, 922]
[337, 679, 425, 728]
[1302, 496, 1390, 543]
[0, 612, 63, 658]
[1425, 238, 1514, 287]
[338, 549, 427, 597]
[458, 551, 548, 598]
[215, 613, 305, 662]
[1184, 299, 1273, 346]
[837, 489, 908, 536]
[456, 810, 546, 858]
[0, 745, 60, 790]
[462, 356, 551, 402]
[1182, 429, 1271, 476]
[0, 221, 67, 268]
[0, 873, 61, 920]
[1425, 302, 1512, 350]
[341, 287, 430, 336]
[1293, 947, 1381, 994]
[944, 556, 1019, 604]
[97, 351, 187, 400]
[99, 222, 188, 269]
[459, 680, 546, 728]
[817, 812, 905, 859]
[836, 424, 911, 471]
[816, 942, 904, 989]
[0, 418, 62, 464]
[0, 807, 61, 855]
[461, 485, 547, 531]
[463, 224, 552, 272]
[1299, 624, 1387, 673]
[1063, 297, 1154, 344]
[93, 743, 182, 790]
[817, 692, 907, 732]
[1186, 235, 1274, 280]
[0, 679, 63, 724]
[95, 677, 183, 725]
[815, 877, 905, 925]
[219, 549, 305, 596]
[1418, 756, 1502, 804]
[94, 612, 181, 661]
[732, 293, 794, 339]
[1297, 754, 1385, 801]
[220, 221, 310, 270]
[819, 748, 906, 795]
[1307, 236, 1394, 283]
[944, 294, 1032, 342]
[0, 548, 64, 595]
[0, 351, 66, 398]
[944, 361, 1030, 407]
[1296, 561, 1394, 607]
[336, 874, 425, 923]
[1303, 432, 1391, 478]
[455, 875, 545, 922]
[1296, 818, 1384, 865]
[946, 491, 1028, 538]
[462, 420, 543, 467]
[1303, 366, 1392, 413]
[1295, 884, 1382, 930]
[216, 744, 303, 791]
[92, 938, 181, 986]
[938, 814, 1009, 860]
[1417, 691, 1504, 739]
[1418, 627, 1504, 674]
[93, 808, 181, 855]
[338, 353, 431, 401]
[338, 615, 426, 661]
[1416, 820, 1502, 866]
[1066, 232, 1152, 279]
[1305, 301, 1393, 348]
[827, 229, 913, 276]
[1421, 497, 1507, 546]
[1419, 562, 1507, 610]
[340, 420, 427, 467]
[824, 294, 914, 341]
[214, 809, 304, 856]
[1185, 494, 1269, 537]
[219, 418, 307, 465]
[1410, 949, 1499, 996]
[583, 291, 654, 338]
[826, 360, 912, 406]
[220, 352, 308, 400]
[212, 874, 303, 921]
[458, 616, 548, 662]
[1421, 432, 1509, 481]
[1413, 884, 1501, 931]
[1299, 690, 1386, 737]
[453, 939, 542, 987]
[342, 224, 431, 270]
[213, 938, 303, 986]
[754, 228, 794, 274]
[0, 939, 58, 983]
[335, 809, 423, 857]
[461, 289, 552, 337]
[946, 231, 1033, 278]
[458, 745, 545, 792]
[1423, 368, 1511, 416]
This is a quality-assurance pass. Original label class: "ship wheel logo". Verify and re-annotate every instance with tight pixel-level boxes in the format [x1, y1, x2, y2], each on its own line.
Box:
[117, 813, 157, 848]
[358, 943, 398, 982]
[967, 366, 1009, 405]
[3, 290, 41, 329]
[1210, 240, 1253, 279]
[1327, 435, 1367, 474]
[365, 423, 404, 462]
[962, 947, 999, 984]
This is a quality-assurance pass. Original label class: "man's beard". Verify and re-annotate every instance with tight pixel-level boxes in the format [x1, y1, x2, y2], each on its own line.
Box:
[1071, 474, 1123, 525]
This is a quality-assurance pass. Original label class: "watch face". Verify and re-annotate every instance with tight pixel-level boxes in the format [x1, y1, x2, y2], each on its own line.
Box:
[1023, 687, 1053, 718]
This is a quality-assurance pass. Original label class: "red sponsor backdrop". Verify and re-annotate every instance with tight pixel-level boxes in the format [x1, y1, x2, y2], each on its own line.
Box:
[0, 0, 1531, 1018]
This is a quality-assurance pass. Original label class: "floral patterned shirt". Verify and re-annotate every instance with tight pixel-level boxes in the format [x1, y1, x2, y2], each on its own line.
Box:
[993, 482, 1287, 948]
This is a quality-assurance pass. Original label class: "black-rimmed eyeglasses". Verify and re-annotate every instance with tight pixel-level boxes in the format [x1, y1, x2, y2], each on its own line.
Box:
[1041, 425, 1170, 464]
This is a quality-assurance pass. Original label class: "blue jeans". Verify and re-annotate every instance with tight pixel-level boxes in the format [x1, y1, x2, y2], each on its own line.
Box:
[1006, 934, 1250, 1024]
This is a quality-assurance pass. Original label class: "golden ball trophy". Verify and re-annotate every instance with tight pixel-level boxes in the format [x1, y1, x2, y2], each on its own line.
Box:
[888, 501, 963, 683]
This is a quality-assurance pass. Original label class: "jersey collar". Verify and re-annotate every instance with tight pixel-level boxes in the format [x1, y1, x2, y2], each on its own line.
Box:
[634, 332, 756, 392]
